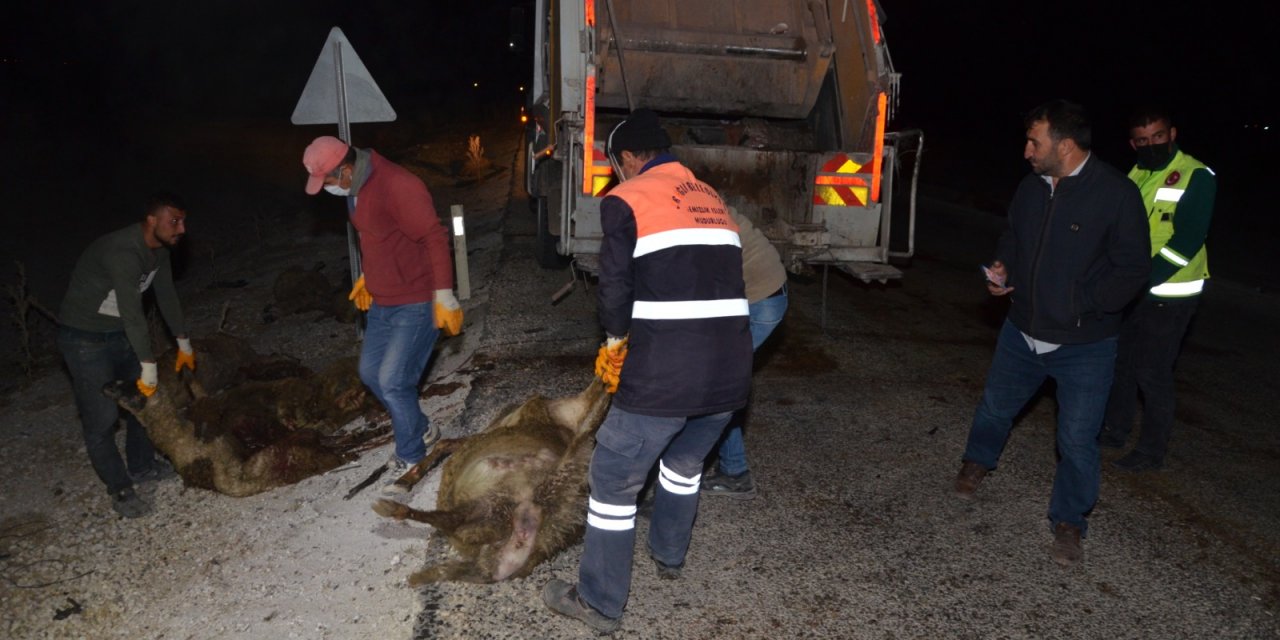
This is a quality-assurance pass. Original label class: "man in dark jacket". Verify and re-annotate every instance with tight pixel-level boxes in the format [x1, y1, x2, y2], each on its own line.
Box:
[58, 192, 192, 518]
[953, 100, 1150, 567]
[542, 109, 752, 632]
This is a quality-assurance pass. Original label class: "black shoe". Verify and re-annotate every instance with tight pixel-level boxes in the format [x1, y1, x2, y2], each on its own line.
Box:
[651, 555, 683, 580]
[1098, 430, 1127, 449]
[131, 457, 177, 484]
[542, 579, 620, 633]
[702, 469, 757, 500]
[1112, 451, 1163, 472]
[111, 487, 152, 519]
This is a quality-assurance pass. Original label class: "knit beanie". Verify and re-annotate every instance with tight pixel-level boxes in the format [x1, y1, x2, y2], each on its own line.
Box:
[607, 109, 672, 154]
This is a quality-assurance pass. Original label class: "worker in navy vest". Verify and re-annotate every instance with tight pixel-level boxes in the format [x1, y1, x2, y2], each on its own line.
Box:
[542, 109, 752, 633]
[1100, 107, 1217, 472]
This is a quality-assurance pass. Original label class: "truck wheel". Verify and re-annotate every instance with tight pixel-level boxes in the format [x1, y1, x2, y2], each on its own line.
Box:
[535, 196, 565, 270]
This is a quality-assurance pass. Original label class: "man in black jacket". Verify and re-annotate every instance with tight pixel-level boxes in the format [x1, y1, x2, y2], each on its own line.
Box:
[953, 100, 1150, 567]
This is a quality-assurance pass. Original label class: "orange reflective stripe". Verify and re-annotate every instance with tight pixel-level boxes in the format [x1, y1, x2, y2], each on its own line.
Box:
[582, 69, 596, 194]
[866, 0, 881, 44]
[871, 91, 886, 203]
[814, 175, 868, 186]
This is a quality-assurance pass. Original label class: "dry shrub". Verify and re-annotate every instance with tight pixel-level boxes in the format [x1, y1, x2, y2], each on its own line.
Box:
[464, 135, 491, 178]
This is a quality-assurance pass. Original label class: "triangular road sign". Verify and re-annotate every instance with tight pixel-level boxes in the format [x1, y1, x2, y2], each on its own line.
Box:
[291, 27, 396, 125]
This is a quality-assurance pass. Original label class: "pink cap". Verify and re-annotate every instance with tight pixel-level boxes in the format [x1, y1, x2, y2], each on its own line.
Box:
[302, 136, 350, 194]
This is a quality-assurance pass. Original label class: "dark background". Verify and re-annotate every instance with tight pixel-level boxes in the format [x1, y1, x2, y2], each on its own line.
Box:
[2, 0, 1275, 307]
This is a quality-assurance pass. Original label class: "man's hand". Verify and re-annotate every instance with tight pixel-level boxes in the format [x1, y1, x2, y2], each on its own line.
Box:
[174, 337, 196, 372]
[349, 274, 373, 311]
[137, 361, 158, 397]
[434, 289, 463, 336]
[985, 261, 1015, 296]
[594, 336, 628, 393]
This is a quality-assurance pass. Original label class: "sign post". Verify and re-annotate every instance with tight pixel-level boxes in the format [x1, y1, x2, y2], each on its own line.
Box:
[292, 27, 396, 338]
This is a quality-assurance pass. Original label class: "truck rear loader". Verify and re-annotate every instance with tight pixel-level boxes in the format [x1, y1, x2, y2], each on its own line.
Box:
[526, 0, 921, 282]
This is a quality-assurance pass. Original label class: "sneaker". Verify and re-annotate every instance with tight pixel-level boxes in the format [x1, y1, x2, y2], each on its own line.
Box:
[953, 461, 988, 500]
[131, 457, 177, 484]
[1111, 451, 1163, 472]
[1098, 429, 1127, 449]
[423, 422, 441, 450]
[111, 487, 152, 519]
[1052, 522, 1083, 567]
[651, 555, 683, 580]
[542, 579, 620, 633]
[381, 456, 414, 495]
[701, 469, 756, 500]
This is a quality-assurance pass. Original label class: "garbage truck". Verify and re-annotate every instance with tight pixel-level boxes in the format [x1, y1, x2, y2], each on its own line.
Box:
[525, 0, 921, 282]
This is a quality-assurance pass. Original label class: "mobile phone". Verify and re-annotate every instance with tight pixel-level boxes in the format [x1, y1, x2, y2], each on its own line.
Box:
[981, 264, 1006, 288]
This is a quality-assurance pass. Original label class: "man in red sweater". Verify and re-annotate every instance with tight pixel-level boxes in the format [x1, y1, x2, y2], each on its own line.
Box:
[302, 136, 463, 492]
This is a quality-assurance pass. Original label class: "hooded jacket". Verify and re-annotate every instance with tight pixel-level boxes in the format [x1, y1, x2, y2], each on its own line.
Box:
[996, 156, 1150, 344]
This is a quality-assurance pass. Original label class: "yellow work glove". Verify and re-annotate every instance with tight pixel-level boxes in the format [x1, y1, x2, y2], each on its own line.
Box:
[348, 274, 372, 311]
[594, 336, 628, 393]
[137, 361, 158, 397]
[434, 289, 463, 337]
[174, 337, 196, 372]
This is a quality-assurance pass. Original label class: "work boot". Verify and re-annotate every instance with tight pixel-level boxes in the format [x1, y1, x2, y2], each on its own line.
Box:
[111, 487, 152, 519]
[1097, 429, 1127, 450]
[701, 469, 756, 500]
[1052, 522, 1083, 567]
[1112, 451, 1163, 472]
[953, 461, 988, 500]
[542, 579, 620, 633]
[651, 555, 684, 580]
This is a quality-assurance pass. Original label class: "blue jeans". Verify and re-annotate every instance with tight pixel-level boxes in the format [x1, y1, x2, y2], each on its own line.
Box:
[579, 406, 733, 619]
[716, 286, 788, 475]
[962, 319, 1117, 535]
[57, 326, 157, 494]
[360, 302, 438, 464]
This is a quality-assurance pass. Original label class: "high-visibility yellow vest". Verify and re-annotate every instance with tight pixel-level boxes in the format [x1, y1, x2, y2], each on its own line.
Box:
[1129, 150, 1212, 297]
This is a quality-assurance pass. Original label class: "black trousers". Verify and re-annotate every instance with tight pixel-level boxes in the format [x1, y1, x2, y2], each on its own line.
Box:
[1102, 296, 1199, 461]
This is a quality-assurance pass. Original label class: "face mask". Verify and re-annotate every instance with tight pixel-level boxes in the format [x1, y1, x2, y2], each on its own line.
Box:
[323, 184, 350, 197]
[1135, 143, 1174, 170]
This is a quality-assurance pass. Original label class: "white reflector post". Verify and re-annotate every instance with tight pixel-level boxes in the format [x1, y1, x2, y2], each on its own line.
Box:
[451, 204, 470, 301]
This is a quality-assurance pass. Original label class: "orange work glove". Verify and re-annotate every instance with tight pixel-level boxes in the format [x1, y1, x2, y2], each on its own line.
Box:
[434, 289, 463, 337]
[594, 336, 628, 393]
[348, 274, 372, 311]
[174, 337, 196, 372]
[137, 362, 158, 397]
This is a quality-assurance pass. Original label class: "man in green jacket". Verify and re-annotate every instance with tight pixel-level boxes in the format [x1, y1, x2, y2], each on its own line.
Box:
[1100, 106, 1217, 472]
[57, 192, 193, 518]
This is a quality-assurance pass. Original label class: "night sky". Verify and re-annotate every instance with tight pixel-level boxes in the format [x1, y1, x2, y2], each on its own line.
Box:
[2, 1, 1275, 291]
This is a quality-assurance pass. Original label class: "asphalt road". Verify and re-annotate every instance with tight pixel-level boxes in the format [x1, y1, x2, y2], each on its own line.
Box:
[403, 160, 1279, 638]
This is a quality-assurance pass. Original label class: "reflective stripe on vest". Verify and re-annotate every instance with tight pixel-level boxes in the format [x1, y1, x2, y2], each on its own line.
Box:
[632, 298, 749, 320]
[612, 162, 749, 321]
[587, 497, 636, 531]
[1150, 279, 1204, 297]
[1159, 246, 1190, 267]
[634, 227, 740, 258]
[1154, 187, 1184, 202]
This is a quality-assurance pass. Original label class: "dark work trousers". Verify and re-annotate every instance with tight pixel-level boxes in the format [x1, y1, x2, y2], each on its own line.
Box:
[1102, 296, 1199, 462]
[57, 326, 156, 494]
[578, 406, 733, 619]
